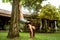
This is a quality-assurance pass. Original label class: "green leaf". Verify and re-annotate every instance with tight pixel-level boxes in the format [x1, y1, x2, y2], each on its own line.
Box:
[2, 0, 5, 3]
[2, 0, 12, 3]
[38, 3, 59, 20]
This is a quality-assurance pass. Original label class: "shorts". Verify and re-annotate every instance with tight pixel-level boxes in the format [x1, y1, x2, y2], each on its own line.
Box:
[20, 19, 27, 23]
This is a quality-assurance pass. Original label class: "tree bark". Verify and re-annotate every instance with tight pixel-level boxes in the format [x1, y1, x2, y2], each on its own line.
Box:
[54, 21, 57, 32]
[39, 20, 42, 31]
[45, 19, 48, 32]
[7, 0, 20, 38]
[51, 22, 53, 32]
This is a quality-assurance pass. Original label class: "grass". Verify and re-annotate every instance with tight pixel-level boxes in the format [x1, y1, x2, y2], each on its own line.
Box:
[0, 32, 60, 40]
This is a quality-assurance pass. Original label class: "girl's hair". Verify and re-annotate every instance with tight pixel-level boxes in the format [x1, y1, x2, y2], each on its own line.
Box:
[26, 21, 31, 25]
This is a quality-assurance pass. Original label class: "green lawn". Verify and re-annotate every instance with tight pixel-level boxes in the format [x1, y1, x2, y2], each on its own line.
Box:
[0, 32, 60, 40]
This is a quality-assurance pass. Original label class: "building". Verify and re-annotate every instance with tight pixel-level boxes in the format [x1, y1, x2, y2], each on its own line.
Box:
[0, 9, 31, 30]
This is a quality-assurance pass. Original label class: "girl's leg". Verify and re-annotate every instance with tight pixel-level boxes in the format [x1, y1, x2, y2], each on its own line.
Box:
[28, 24, 33, 38]
[32, 26, 35, 37]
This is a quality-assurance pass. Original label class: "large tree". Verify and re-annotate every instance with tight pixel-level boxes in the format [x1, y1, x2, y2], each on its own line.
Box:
[8, 0, 20, 38]
[3, 0, 20, 38]
[38, 4, 59, 32]
[38, 4, 59, 20]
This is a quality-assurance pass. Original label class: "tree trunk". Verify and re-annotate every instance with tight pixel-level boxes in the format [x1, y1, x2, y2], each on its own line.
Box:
[51, 22, 53, 32]
[39, 20, 42, 31]
[54, 21, 57, 32]
[45, 19, 48, 32]
[7, 0, 20, 38]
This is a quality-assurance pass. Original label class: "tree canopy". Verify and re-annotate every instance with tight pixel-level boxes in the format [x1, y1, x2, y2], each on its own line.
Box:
[2, 0, 45, 13]
[38, 4, 59, 20]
